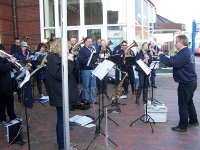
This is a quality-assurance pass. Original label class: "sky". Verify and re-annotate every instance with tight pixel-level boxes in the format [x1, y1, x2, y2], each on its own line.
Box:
[151, 0, 200, 33]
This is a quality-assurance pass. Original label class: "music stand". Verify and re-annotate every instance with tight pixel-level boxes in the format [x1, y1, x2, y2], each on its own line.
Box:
[125, 56, 137, 66]
[86, 60, 118, 150]
[130, 59, 155, 133]
[108, 55, 127, 110]
[149, 59, 160, 104]
[87, 52, 100, 67]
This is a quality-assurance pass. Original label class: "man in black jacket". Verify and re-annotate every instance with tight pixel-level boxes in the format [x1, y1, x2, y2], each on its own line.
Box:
[158, 35, 199, 132]
[0, 44, 19, 127]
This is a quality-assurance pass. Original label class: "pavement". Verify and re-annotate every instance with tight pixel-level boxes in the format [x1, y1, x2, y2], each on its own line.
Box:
[0, 57, 200, 150]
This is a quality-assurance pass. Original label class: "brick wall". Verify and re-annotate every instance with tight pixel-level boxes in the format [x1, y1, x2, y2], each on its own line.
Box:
[0, 0, 41, 53]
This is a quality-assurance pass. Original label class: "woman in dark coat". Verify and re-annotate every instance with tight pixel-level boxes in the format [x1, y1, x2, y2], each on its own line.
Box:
[31, 43, 48, 98]
[46, 38, 80, 150]
[135, 42, 152, 104]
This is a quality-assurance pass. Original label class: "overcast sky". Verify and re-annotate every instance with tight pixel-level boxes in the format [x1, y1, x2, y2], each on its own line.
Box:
[151, 0, 200, 32]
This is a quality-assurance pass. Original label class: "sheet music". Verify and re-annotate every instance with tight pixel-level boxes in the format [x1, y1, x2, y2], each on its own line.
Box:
[19, 70, 30, 88]
[87, 51, 98, 66]
[92, 60, 114, 80]
[150, 61, 160, 69]
[136, 59, 151, 75]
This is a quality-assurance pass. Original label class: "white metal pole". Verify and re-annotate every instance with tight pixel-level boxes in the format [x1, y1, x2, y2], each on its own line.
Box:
[60, 0, 70, 149]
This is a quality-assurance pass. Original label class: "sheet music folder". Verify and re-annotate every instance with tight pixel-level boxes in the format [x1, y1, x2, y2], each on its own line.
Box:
[109, 54, 124, 65]
[125, 56, 136, 65]
[87, 52, 99, 66]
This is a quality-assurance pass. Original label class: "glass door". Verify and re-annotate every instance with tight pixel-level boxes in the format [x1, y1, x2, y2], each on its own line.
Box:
[85, 28, 102, 45]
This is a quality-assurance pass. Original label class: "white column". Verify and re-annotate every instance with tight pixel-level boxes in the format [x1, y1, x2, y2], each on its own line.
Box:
[60, 0, 70, 149]
[54, 0, 60, 38]
[39, 0, 44, 41]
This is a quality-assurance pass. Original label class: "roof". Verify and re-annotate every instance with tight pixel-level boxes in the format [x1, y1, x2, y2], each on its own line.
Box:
[156, 14, 175, 24]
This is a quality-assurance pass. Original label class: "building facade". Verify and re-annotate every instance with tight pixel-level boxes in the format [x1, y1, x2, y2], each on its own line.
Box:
[0, 0, 156, 52]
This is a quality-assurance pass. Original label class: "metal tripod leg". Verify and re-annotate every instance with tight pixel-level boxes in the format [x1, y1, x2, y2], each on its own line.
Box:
[28, 110, 46, 125]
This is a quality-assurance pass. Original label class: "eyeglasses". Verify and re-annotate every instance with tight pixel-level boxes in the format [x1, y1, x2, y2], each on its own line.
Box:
[122, 45, 127, 46]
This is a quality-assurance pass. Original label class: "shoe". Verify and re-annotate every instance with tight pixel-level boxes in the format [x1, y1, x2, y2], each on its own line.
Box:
[171, 126, 187, 132]
[34, 98, 47, 103]
[69, 122, 76, 126]
[40, 94, 44, 97]
[94, 101, 100, 105]
[188, 122, 199, 127]
[0, 121, 11, 127]
[151, 85, 157, 88]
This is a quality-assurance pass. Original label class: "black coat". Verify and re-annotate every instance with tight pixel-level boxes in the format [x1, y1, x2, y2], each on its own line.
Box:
[47, 53, 80, 108]
[47, 53, 62, 107]
[0, 57, 13, 96]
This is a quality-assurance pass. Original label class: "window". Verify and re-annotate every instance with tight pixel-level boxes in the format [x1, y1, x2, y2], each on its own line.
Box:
[67, 0, 80, 26]
[107, 0, 127, 24]
[43, 0, 55, 27]
[143, 1, 148, 26]
[135, 0, 142, 25]
[84, 0, 103, 25]
[107, 26, 127, 50]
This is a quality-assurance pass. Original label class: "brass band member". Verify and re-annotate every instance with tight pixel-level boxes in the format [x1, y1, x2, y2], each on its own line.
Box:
[79, 37, 99, 104]
[31, 43, 48, 100]
[68, 37, 81, 85]
[96, 39, 111, 95]
[13, 41, 31, 102]
[115, 40, 135, 95]
[148, 40, 160, 88]
[0, 44, 19, 127]
[135, 42, 152, 104]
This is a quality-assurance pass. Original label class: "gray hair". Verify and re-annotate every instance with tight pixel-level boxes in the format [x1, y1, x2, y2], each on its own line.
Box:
[176, 35, 189, 46]
[151, 40, 156, 45]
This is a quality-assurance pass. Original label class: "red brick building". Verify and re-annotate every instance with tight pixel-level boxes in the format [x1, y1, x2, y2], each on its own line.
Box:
[0, 0, 40, 52]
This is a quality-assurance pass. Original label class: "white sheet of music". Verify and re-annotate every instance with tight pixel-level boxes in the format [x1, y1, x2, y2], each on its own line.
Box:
[92, 60, 114, 80]
[136, 59, 151, 75]
[150, 61, 160, 69]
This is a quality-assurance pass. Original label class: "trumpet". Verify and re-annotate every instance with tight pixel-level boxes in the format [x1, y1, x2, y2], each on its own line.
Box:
[0, 50, 24, 71]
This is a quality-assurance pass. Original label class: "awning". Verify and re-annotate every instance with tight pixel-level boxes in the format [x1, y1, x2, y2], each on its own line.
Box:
[154, 14, 186, 31]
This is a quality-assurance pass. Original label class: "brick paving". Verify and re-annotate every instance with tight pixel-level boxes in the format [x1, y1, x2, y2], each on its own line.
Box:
[0, 57, 200, 150]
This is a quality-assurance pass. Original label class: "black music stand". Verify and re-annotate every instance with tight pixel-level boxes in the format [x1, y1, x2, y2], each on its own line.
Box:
[130, 60, 155, 133]
[86, 61, 118, 150]
[107, 55, 127, 111]
[149, 59, 160, 104]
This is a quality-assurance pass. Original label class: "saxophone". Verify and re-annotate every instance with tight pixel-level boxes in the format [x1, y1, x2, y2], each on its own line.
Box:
[71, 37, 84, 60]
[100, 40, 113, 54]
[111, 71, 128, 101]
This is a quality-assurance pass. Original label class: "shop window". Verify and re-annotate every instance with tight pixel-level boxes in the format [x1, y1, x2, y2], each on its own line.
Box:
[67, 0, 80, 26]
[107, 26, 127, 51]
[135, 0, 142, 25]
[67, 30, 79, 40]
[87, 29, 101, 45]
[135, 26, 142, 49]
[44, 29, 55, 41]
[143, 1, 148, 26]
[43, 0, 55, 27]
[84, 0, 103, 25]
[107, 0, 127, 24]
